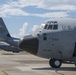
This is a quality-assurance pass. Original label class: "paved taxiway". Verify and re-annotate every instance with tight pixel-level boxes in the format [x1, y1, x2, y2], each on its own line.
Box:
[0, 51, 75, 75]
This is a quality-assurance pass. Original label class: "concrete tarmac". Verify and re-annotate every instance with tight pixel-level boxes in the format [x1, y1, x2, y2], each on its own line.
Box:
[0, 51, 76, 75]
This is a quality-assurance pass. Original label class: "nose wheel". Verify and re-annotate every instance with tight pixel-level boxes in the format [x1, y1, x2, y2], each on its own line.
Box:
[49, 59, 62, 68]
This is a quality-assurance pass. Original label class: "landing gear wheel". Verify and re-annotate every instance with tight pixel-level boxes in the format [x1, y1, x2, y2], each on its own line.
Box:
[49, 59, 62, 68]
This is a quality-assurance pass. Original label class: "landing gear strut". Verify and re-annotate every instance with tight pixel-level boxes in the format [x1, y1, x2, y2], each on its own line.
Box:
[49, 59, 62, 68]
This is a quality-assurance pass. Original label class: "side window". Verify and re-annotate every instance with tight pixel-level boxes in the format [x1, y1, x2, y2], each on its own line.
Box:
[53, 21, 58, 30]
[53, 25, 58, 30]
[43, 33, 47, 41]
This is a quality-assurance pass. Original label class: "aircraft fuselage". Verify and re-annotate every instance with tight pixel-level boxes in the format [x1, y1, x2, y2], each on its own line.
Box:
[19, 18, 76, 68]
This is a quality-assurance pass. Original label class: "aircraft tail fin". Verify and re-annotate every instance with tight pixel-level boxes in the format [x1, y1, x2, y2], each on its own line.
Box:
[0, 18, 11, 39]
[0, 18, 19, 47]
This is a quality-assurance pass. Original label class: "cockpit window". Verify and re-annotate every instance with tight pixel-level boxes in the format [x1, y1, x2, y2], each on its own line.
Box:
[48, 25, 52, 30]
[44, 24, 48, 29]
[53, 25, 58, 29]
[48, 21, 58, 30]
[43, 21, 58, 30]
[48, 21, 53, 25]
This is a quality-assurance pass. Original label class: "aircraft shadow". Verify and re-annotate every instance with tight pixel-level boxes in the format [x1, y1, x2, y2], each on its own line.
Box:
[32, 67, 76, 71]
[2, 53, 15, 55]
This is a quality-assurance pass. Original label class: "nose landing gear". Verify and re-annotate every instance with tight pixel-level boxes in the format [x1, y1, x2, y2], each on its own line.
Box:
[49, 59, 62, 68]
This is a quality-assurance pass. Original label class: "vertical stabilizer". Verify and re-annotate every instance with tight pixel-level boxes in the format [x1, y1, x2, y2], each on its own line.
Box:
[0, 18, 11, 41]
[0, 18, 11, 37]
[0, 18, 19, 47]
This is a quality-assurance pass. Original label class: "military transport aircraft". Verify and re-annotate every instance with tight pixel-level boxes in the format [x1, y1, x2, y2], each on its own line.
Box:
[19, 18, 76, 68]
[0, 18, 22, 52]
[1, 17, 76, 68]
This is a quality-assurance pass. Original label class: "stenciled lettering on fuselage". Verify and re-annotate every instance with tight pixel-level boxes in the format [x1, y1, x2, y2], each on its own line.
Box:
[62, 26, 76, 30]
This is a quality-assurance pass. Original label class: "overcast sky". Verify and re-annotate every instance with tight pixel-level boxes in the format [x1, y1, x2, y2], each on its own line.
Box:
[0, 0, 76, 37]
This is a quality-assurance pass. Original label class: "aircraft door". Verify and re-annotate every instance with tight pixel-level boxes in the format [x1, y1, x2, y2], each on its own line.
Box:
[43, 33, 53, 52]
[42, 33, 48, 49]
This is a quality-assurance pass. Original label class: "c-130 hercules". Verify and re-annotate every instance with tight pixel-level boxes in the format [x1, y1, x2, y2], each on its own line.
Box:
[0, 18, 21, 53]
[0, 17, 76, 68]
[19, 18, 76, 68]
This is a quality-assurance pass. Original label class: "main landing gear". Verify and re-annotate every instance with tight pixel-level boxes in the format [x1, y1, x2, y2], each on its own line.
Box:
[49, 59, 62, 68]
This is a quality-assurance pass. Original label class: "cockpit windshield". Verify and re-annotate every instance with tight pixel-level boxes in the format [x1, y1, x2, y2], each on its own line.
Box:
[44, 21, 58, 30]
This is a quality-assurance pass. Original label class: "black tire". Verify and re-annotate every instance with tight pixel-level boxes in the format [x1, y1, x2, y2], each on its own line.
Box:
[49, 59, 62, 68]
[13, 51, 19, 53]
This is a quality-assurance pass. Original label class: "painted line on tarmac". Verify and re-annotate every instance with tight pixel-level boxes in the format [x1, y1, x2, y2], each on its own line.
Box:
[0, 68, 9, 75]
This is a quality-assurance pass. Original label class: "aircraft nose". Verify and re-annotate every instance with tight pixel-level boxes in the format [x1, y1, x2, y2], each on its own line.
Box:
[19, 35, 39, 55]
